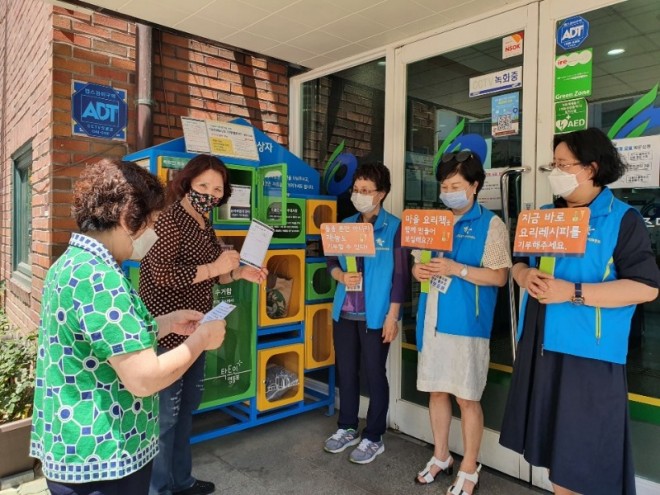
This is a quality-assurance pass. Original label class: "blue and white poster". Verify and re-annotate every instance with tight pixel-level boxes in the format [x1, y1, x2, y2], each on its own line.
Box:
[72, 81, 127, 140]
[491, 92, 520, 137]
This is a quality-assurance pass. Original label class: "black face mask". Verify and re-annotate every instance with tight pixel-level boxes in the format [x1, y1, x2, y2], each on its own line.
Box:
[188, 188, 220, 214]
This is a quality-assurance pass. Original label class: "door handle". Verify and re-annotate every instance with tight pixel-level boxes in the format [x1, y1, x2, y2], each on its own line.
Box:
[499, 167, 528, 362]
[538, 165, 553, 173]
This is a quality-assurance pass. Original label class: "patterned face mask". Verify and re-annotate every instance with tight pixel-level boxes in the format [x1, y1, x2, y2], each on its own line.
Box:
[188, 188, 221, 214]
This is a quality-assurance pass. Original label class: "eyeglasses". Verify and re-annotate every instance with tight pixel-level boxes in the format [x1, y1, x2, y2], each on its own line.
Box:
[352, 188, 378, 195]
[441, 150, 474, 164]
[550, 161, 583, 170]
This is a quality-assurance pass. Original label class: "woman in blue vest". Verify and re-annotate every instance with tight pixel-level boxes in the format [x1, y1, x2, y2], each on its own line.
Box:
[412, 151, 511, 495]
[499, 128, 660, 495]
[323, 162, 408, 465]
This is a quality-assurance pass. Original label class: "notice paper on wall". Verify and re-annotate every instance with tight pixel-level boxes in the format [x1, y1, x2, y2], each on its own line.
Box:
[181, 117, 211, 154]
[239, 219, 274, 269]
[610, 135, 660, 189]
[200, 301, 236, 325]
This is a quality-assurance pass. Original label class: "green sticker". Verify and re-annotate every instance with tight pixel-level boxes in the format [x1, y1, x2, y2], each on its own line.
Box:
[554, 49, 592, 101]
[555, 98, 588, 134]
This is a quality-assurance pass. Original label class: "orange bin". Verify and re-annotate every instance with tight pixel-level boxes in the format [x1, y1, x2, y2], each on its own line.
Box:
[304, 303, 335, 369]
[257, 343, 304, 411]
[306, 198, 337, 235]
[259, 249, 305, 327]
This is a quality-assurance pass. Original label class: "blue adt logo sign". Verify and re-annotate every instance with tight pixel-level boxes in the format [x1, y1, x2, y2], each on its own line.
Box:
[557, 16, 589, 50]
[72, 81, 127, 140]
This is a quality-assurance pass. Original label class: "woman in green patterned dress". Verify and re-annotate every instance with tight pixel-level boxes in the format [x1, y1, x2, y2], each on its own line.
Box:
[30, 159, 226, 495]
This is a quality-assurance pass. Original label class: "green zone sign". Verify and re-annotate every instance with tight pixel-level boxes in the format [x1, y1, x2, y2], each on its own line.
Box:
[554, 49, 592, 101]
[555, 98, 588, 134]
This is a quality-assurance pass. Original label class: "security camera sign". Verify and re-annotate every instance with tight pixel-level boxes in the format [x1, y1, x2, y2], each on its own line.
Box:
[557, 16, 589, 51]
[72, 81, 127, 140]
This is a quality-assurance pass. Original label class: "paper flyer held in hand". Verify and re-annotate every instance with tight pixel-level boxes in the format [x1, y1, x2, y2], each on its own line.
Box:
[239, 219, 274, 269]
[200, 301, 236, 325]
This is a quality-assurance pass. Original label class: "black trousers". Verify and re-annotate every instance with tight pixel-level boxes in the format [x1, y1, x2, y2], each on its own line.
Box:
[333, 317, 390, 442]
[46, 461, 153, 495]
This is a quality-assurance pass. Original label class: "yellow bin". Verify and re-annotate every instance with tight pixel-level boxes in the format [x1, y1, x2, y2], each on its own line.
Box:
[259, 249, 305, 327]
[304, 303, 335, 369]
[257, 343, 304, 411]
[306, 199, 336, 235]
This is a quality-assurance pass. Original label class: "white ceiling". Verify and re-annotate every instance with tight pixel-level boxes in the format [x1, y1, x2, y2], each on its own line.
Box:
[65, 0, 517, 68]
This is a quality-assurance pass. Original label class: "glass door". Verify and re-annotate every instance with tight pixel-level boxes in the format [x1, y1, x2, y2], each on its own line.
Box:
[536, 0, 660, 491]
[388, 4, 538, 478]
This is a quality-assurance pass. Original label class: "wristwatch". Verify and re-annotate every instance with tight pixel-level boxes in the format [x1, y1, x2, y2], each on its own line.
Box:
[571, 282, 585, 305]
[459, 264, 469, 278]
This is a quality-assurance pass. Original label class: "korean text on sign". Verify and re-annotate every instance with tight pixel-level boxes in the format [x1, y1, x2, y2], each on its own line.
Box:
[320, 223, 376, 257]
[513, 208, 590, 256]
[401, 209, 455, 251]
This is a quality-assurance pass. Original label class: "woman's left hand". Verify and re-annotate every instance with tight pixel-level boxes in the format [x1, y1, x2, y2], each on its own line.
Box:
[159, 309, 204, 337]
[236, 265, 269, 284]
[427, 257, 459, 277]
[382, 316, 399, 343]
[536, 278, 574, 304]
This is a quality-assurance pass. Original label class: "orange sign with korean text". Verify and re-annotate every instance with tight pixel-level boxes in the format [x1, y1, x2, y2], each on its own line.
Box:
[401, 209, 455, 251]
[320, 223, 376, 257]
[513, 208, 590, 256]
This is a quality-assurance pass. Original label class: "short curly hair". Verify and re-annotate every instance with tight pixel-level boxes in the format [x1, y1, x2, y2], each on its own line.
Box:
[73, 158, 165, 234]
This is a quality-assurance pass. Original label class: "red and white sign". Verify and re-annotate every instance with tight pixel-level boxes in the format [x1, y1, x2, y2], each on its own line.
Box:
[502, 33, 524, 59]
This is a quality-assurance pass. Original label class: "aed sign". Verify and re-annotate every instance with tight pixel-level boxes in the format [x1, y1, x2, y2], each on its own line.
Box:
[72, 81, 127, 140]
[556, 16, 589, 50]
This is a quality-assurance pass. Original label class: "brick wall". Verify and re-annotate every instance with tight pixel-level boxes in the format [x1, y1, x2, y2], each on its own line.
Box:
[152, 30, 290, 146]
[1, 4, 296, 330]
[302, 76, 385, 176]
[0, 0, 52, 331]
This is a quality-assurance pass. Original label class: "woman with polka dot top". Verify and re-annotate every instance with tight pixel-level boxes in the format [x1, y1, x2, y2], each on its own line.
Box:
[139, 154, 267, 495]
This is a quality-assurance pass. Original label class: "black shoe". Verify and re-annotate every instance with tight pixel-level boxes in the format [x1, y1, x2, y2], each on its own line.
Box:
[173, 479, 215, 495]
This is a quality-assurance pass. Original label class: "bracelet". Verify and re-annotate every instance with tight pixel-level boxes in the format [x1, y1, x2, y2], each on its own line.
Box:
[204, 264, 211, 280]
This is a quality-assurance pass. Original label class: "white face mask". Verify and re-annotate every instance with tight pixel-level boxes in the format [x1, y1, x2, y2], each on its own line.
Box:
[128, 227, 158, 260]
[439, 189, 471, 210]
[547, 168, 584, 198]
[351, 192, 377, 214]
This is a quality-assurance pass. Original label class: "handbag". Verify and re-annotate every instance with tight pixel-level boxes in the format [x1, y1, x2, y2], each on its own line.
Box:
[265, 268, 292, 319]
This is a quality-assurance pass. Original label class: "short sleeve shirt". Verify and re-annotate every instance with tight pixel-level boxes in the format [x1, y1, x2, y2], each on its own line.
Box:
[30, 233, 159, 483]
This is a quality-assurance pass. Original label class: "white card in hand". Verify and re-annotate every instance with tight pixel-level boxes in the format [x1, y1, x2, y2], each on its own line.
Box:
[430, 275, 452, 294]
[200, 301, 236, 324]
[240, 219, 274, 269]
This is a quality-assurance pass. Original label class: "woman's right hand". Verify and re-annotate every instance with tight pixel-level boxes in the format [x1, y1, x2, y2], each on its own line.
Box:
[341, 271, 362, 289]
[520, 268, 553, 299]
[198, 319, 226, 350]
[212, 250, 240, 276]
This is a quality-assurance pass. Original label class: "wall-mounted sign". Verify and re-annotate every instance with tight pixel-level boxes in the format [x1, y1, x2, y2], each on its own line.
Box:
[554, 49, 592, 101]
[557, 16, 589, 51]
[502, 32, 524, 59]
[469, 67, 522, 98]
[71, 81, 127, 140]
[320, 223, 375, 257]
[610, 135, 660, 189]
[478, 169, 504, 211]
[181, 117, 259, 161]
[513, 208, 590, 256]
[491, 92, 520, 137]
[401, 209, 454, 251]
[555, 98, 588, 134]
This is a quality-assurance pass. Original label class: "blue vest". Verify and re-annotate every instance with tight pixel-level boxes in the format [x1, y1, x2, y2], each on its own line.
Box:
[517, 188, 636, 364]
[332, 208, 401, 330]
[416, 203, 498, 349]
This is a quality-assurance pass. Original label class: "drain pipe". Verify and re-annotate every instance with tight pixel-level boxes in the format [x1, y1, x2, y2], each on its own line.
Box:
[136, 23, 153, 150]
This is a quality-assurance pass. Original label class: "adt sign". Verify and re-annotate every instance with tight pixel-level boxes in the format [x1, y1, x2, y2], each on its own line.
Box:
[557, 16, 589, 50]
[72, 81, 127, 140]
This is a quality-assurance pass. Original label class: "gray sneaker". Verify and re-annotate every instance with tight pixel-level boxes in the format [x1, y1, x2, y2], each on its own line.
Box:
[349, 438, 385, 464]
[324, 428, 360, 453]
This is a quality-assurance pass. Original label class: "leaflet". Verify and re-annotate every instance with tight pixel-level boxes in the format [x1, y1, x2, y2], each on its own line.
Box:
[240, 219, 274, 269]
[200, 301, 236, 325]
